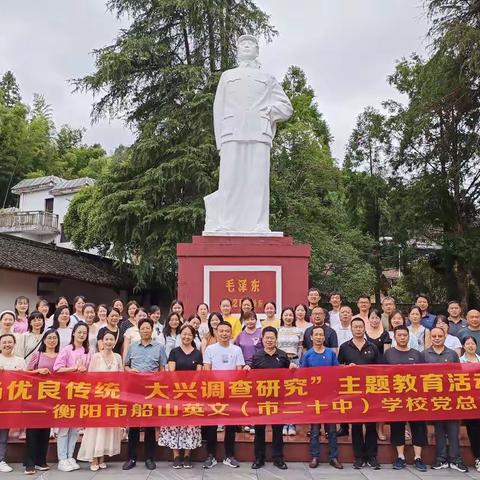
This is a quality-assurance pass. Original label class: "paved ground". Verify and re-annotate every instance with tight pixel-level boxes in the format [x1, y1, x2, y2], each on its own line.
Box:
[4, 462, 480, 480]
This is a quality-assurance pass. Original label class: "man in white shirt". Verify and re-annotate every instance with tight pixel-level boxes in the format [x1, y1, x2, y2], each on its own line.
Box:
[203, 322, 245, 469]
[328, 292, 342, 329]
[333, 306, 353, 346]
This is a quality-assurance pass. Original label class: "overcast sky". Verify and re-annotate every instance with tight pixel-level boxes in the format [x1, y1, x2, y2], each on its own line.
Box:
[0, 0, 429, 162]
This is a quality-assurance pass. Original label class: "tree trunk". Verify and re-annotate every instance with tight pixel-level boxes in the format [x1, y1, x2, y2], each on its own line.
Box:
[220, 0, 233, 70]
[182, 26, 192, 65]
[206, 1, 216, 72]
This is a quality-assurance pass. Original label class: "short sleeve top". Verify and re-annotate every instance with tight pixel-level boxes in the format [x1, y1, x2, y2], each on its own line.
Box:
[168, 347, 203, 371]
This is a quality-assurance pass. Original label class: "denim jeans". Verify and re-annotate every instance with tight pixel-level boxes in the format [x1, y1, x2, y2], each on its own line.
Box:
[57, 428, 78, 460]
[310, 424, 338, 460]
[0, 429, 8, 462]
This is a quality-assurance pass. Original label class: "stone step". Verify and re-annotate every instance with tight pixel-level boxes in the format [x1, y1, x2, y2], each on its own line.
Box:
[5, 424, 475, 466]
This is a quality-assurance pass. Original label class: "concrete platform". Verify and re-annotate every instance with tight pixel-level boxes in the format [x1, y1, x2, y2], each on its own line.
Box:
[2, 461, 480, 480]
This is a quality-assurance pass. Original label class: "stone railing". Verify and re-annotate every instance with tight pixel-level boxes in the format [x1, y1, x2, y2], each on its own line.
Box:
[0, 210, 59, 234]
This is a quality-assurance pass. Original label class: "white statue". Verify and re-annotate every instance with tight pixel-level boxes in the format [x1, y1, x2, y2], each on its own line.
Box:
[203, 35, 293, 235]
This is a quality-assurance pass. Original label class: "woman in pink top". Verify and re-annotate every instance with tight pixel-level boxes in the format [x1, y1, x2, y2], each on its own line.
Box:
[54, 322, 92, 472]
[13, 296, 29, 333]
[24, 329, 60, 474]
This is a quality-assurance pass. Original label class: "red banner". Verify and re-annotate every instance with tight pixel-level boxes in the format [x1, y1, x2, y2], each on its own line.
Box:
[1, 363, 480, 428]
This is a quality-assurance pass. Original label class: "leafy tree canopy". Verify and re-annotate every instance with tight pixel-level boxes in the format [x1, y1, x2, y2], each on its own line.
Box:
[0, 71, 109, 208]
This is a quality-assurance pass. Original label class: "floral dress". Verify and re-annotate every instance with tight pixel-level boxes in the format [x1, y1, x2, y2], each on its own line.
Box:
[157, 347, 203, 449]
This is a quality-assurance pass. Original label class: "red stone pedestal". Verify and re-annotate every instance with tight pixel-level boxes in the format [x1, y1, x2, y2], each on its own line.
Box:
[177, 236, 311, 316]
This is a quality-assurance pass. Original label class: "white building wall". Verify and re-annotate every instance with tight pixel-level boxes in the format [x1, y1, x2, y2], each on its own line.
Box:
[0, 268, 127, 312]
[53, 194, 71, 224]
[13, 186, 98, 252]
[0, 270, 38, 311]
[19, 189, 53, 212]
[53, 194, 73, 247]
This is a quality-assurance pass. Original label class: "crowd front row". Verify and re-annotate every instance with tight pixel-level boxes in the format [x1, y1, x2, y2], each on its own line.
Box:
[0, 297, 479, 474]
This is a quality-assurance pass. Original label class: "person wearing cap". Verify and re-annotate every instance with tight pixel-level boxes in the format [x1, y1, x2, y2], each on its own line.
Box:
[203, 34, 293, 234]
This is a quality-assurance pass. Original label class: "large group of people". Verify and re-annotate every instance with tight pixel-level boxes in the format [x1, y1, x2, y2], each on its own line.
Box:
[0, 290, 479, 474]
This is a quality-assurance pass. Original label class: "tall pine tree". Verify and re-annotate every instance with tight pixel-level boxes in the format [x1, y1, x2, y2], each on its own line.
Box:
[66, 0, 276, 291]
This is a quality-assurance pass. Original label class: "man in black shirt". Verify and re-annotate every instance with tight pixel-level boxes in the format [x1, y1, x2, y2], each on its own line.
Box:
[384, 326, 427, 472]
[303, 306, 338, 353]
[247, 327, 294, 470]
[337, 318, 381, 469]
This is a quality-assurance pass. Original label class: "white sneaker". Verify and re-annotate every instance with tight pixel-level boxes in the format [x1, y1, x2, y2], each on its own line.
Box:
[57, 460, 74, 472]
[68, 459, 80, 471]
[475, 458, 480, 473]
[0, 461, 13, 473]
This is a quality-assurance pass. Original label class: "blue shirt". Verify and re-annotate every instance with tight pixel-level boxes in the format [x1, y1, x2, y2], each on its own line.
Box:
[125, 340, 167, 372]
[421, 313, 436, 330]
[301, 347, 339, 367]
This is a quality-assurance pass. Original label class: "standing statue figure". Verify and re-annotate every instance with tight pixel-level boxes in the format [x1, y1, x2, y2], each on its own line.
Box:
[203, 35, 293, 235]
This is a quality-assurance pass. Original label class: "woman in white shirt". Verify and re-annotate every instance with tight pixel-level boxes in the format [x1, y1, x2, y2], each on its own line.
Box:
[388, 310, 420, 350]
[122, 307, 152, 359]
[45, 296, 68, 329]
[277, 307, 303, 436]
[70, 296, 86, 326]
[159, 312, 181, 358]
[83, 303, 99, 353]
[0, 333, 27, 472]
[52, 306, 73, 350]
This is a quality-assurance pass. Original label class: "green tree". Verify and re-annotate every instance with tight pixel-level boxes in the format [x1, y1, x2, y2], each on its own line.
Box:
[0, 71, 21, 107]
[271, 67, 375, 299]
[0, 96, 29, 207]
[427, 0, 480, 79]
[0, 71, 110, 207]
[65, 0, 276, 291]
[386, 49, 480, 304]
[344, 107, 392, 304]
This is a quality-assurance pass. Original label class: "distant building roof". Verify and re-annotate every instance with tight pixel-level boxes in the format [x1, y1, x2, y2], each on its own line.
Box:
[0, 233, 132, 289]
[382, 268, 401, 281]
[11, 176, 64, 194]
[50, 177, 95, 196]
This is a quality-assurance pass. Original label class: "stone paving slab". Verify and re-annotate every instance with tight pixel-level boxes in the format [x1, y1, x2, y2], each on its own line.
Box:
[3, 463, 480, 480]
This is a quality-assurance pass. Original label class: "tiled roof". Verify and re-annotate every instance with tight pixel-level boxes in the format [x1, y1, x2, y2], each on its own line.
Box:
[0, 234, 132, 289]
[11, 176, 64, 193]
[50, 177, 95, 195]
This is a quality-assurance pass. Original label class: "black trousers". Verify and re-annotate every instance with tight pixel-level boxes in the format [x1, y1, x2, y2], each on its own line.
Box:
[352, 423, 377, 460]
[466, 419, 480, 459]
[254, 425, 284, 461]
[390, 421, 427, 447]
[205, 425, 236, 458]
[339, 422, 349, 433]
[24, 428, 50, 468]
[127, 427, 156, 461]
